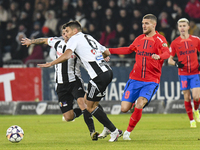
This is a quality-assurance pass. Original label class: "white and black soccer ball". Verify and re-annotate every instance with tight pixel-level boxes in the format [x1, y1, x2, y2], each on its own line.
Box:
[6, 125, 24, 143]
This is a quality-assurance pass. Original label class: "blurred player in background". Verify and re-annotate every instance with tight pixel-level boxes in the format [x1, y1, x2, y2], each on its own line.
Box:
[168, 18, 200, 128]
[106, 14, 170, 140]
[37, 21, 123, 142]
[21, 27, 98, 141]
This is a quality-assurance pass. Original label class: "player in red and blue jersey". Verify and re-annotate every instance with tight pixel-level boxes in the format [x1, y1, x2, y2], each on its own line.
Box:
[98, 14, 170, 140]
[168, 18, 200, 128]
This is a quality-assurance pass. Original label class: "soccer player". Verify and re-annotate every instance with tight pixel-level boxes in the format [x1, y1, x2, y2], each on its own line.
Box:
[21, 27, 98, 140]
[37, 21, 122, 142]
[101, 14, 170, 140]
[168, 18, 200, 128]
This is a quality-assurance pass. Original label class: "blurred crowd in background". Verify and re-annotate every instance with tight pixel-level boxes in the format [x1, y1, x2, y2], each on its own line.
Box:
[0, 0, 200, 67]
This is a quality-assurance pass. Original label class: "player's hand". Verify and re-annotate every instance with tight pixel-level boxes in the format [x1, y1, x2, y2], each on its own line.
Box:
[151, 54, 160, 60]
[37, 62, 53, 68]
[21, 38, 31, 47]
[104, 56, 110, 62]
[175, 61, 184, 68]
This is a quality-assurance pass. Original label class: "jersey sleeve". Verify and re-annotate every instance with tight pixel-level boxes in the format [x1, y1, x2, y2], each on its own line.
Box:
[128, 37, 138, 52]
[99, 45, 106, 53]
[109, 38, 137, 54]
[156, 35, 170, 60]
[47, 37, 58, 47]
[66, 36, 78, 52]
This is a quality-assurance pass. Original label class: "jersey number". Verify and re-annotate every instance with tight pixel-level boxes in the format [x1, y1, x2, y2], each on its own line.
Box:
[84, 35, 98, 55]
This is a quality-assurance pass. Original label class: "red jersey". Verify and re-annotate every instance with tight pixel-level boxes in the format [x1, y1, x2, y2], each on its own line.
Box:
[109, 32, 170, 83]
[170, 35, 200, 75]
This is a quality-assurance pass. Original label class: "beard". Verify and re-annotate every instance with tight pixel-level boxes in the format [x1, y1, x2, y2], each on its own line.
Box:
[143, 29, 151, 35]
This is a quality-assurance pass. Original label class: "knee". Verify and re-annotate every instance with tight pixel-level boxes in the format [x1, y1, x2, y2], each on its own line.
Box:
[135, 103, 144, 109]
[136, 98, 147, 109]
[63, 116, 74, 122]
[77, 98, 87, 110]
[121, 106, 129, 113]
[63, 111, 74, 122]
[193, 96, 199, 101]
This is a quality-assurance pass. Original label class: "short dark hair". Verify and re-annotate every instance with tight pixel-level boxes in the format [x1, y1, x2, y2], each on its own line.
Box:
[62, 21, 82, 31]
[143, 14, 157, 23]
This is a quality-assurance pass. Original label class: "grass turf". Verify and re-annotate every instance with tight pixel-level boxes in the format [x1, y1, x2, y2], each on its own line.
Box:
[1, 114, 200, 150]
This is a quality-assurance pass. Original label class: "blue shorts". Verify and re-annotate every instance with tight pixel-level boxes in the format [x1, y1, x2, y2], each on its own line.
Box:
[122, 79, 159, 107]
[179, 74, 200, 90]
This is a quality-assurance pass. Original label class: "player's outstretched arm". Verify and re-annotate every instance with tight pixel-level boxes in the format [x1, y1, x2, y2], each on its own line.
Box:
[38, 49, 73, 68]
[21, 38, 48, 47]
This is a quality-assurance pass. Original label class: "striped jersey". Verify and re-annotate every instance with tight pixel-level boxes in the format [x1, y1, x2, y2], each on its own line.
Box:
[66, 32, 111, 79]
[47, 37, 82, 83]
[109, 32, 170, 83]
[170, 35, 200, 75]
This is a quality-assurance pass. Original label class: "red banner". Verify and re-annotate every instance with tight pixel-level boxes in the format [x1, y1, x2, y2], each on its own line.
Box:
[0, 68, 42, 101]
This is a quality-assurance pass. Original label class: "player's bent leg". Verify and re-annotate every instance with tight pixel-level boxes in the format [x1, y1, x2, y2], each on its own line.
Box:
[183, 90, 196, 126]
[88, 101, 122, 142]
[135, 97, 148, 109]
[84, 99, 99, 140]
[121, 101, 133, 113]
[192, 87, 200, 101]
[86, 100, 99, 113]
[76, 97, 87, 110]
[76, 96, 96, 140]
[62, 108, 82, 122]
[63, 110, 75, 122]
[124, 97, 147, 140]
[97, 104, 113, 139]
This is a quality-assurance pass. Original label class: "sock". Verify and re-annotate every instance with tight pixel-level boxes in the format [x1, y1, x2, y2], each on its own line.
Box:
[73, 108, 82, 119]
[184, 101, 193, 120]
[98, 104, 103, 111]
[98, 104, 107, 128]
[190, 120, 195, 123]
[92, 107, 116, 132]
[127, 107, 142, 132]
[193, 100, 199, 110]
[82, 109, 95, 134]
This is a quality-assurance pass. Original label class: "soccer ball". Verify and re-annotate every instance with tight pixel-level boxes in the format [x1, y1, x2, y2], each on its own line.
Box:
[6, 125, 24, 143]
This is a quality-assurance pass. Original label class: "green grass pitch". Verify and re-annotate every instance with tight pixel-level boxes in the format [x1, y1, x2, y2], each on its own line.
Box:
[1, 114, 200, 150]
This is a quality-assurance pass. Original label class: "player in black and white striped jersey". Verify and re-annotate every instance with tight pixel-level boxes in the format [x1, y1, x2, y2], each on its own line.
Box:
[21, 28, 98, 140]
[38, 21, 122, 142]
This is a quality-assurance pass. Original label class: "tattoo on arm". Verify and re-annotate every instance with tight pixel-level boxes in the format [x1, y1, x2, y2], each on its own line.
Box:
[31, 38, 46, 44]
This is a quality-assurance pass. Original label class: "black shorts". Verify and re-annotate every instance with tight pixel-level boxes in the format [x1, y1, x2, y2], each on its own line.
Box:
[87, 70, 113, 101]
[56, 77, 85, 113]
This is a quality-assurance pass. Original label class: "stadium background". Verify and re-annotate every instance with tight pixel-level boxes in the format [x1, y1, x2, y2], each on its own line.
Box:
[0, 0, 200, 114]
